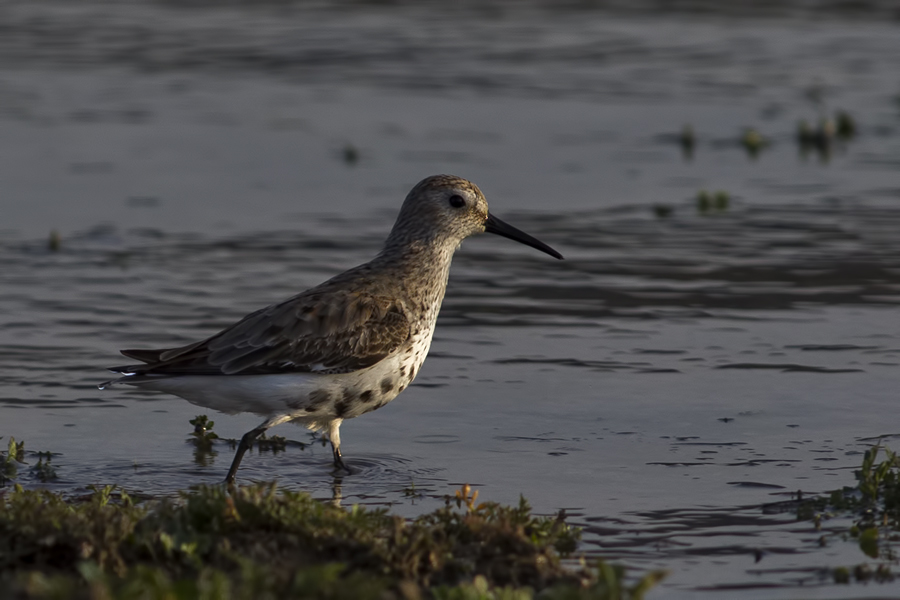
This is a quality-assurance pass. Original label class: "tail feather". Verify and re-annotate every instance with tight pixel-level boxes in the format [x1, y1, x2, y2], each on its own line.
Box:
[120, 348, 165, 363]
[103, 348, 191, 390]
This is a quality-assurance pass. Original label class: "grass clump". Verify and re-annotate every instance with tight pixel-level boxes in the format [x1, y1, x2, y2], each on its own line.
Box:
[0, 482, 661, 599]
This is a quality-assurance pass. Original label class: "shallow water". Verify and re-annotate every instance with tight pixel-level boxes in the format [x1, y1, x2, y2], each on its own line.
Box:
[3, 2, 900, 597]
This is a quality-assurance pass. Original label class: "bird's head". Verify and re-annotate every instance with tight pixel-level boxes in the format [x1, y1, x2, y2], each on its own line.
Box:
[388, 174, 563, 260]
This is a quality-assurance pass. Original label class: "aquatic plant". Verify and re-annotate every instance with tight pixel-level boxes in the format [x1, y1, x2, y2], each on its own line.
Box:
[712, 191, 729, 210]
[254, 432, 288, 454]
[1, 437, 25, 485]
[793, 444, 900, 583]
[856, 445, 899, 508]
[740, 128, 767, 158]
[696, 190, 729, 214]
[835, 110, 856, 139]
[403, 480, 427, 503]
[796, 110, 857, 162]
[189, 416, 221, 467]
[189, 415, 219, 451]
[30, 452, 58, 483]
[48, 230, 61, 252]
[696, 190, 711, 213]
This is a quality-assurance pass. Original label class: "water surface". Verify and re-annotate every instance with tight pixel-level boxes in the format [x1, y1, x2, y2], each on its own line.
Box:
[2, 2, 900, 597]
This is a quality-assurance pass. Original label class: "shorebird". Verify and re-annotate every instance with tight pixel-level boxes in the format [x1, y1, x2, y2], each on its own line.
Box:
[102, 175, 563, 484]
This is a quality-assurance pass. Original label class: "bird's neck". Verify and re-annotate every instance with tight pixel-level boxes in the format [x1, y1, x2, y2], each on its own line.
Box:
[373, 238, 458, 312]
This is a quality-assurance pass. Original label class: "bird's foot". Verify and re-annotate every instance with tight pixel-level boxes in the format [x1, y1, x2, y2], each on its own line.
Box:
[332, 450, 354, 475]
[332, 460, 354, 475]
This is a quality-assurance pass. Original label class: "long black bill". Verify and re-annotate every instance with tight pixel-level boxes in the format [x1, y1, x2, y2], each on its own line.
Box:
[484, 213, 563, 260]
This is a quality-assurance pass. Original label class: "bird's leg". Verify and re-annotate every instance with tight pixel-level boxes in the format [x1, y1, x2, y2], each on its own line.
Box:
[332, 445, 350, 472]
[225, 415, 292, 485]
[225, 426, 267, 485]
[329, 419, 352, 474]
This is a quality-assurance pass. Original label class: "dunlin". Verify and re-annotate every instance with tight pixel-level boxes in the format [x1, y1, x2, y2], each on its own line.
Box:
[102, 175, 562, 484]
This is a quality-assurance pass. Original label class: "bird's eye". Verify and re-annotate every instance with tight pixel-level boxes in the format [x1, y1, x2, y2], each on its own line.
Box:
[448, 194, 466, 208]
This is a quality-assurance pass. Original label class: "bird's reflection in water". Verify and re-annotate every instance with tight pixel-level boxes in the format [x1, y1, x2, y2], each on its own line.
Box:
[330, 475, 344, 507]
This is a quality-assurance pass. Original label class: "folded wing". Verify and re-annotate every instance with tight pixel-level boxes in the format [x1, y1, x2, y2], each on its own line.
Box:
[113, 291, 410, 376]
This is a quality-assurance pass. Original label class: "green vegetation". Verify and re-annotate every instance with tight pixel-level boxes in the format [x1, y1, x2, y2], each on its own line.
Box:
[795, 444, 900, 584]
[189, 415, 221, 467]
[253, 432, 289, 453]
[796, 110, 857, 161]
[189, 415, 220, 451]
[1, 437, 25, 485]
[29, 452, 58, 483]
[835, 110, 856, 139]
[668, 110, 857, 163]
[856, 444, 899, 508]
[799, 445, 900, 520]
[7, 423, 900, 596]
[0, 467, 663, 599]
[696, 190, 729, 214]
[740, 127, 767, 158]
[190, 415, 299, 468]
[48, 230, 61, 252]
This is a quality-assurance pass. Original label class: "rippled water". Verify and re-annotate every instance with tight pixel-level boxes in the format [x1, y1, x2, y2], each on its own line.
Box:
[3, 2, 900, 597]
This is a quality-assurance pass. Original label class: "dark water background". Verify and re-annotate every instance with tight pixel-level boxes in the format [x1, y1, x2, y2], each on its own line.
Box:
[3, 2, 900, 597]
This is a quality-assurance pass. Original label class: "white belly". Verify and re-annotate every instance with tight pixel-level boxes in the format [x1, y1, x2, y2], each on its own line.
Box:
[123, 332, 434, 423]
[128, 372, 323, 415]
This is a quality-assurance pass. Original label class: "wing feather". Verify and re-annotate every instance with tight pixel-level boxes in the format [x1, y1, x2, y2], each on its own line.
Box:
[119, 291, 410, 376]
